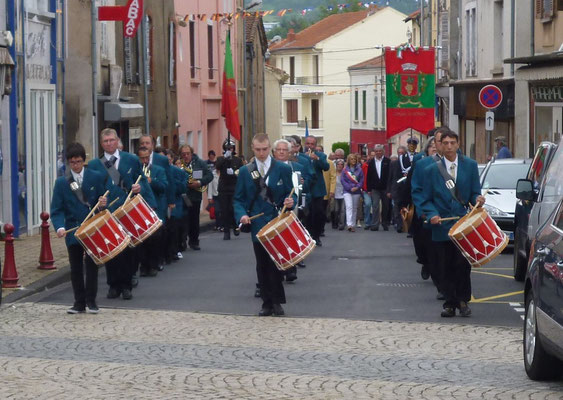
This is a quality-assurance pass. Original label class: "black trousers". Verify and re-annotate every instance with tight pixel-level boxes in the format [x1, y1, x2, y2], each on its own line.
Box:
[307, 196, 325, 240]
[68, 244, 98, 305]
[105, 247, 134, 291]
[435, 240, 472, 309]
[411, 216, 442, 292]
[186, 200, 201, 245]
[139, 227, 162, 272]
[253, 242, 285, 307]
[219, 193, 235, 231]
[166, 217, 180, 259]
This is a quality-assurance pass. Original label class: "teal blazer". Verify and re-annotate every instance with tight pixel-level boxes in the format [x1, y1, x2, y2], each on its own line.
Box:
[50, 168, 106, 247]
[153, 152, 174, 205]
[146, 164, 168, 221]
[420, 155, 481, 241]
[88, 151, 157, 211]
[411, 155, 435, 218]
[287, 160, 311, 194]
[305, 151, 330, 198]
[170, 166, 188, 219]
[186, 154, 214, 203]
[234, 159, 296, 242]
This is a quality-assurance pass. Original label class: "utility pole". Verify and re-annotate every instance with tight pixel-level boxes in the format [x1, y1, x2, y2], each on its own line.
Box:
[91, 0, 98, 157]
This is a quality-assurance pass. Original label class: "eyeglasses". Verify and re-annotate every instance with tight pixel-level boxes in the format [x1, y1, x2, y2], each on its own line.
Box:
[180, 152, 191, 156]
[275, 148, 289, 152]
[68, 160, 84, 165]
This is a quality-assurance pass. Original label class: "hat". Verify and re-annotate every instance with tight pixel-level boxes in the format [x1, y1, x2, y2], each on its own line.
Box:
[494, 136, 506, 142]
[407, 137, 419, 145]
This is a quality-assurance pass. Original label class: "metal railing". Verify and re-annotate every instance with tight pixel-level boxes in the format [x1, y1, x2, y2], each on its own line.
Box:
[298, 119, 323, 129]
[294, 76, 322, 85]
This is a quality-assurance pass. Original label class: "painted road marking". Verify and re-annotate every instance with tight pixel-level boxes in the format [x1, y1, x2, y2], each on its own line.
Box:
[472, 290, 524, 303]
[472, 270, 514, 279]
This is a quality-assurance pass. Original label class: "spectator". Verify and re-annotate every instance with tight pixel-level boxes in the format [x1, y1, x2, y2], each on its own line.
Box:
[332, 159, 346, 230]
[494, 136, 512, 159]
[341, 154, 364, 232]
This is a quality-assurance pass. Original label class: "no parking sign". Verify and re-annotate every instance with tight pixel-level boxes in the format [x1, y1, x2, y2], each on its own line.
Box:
[479, 85, 503, 109]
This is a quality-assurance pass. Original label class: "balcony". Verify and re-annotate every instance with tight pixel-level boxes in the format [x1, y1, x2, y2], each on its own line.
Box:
[298, 119, 323, 129]
[294, 76, 322, 85]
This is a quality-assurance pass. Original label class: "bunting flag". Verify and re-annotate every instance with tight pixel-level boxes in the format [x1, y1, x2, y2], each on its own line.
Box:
[384, 47, 435, 139]
[221, 30, 241, 141]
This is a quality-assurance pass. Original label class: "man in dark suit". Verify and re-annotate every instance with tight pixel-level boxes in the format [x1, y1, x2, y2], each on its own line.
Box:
[234, 134, 296, 317]
[88, 128, 156, 300]
[366, 144, 391, 231]
[421, 130, 485, 318]
[51, 142, 107, 314]
[303, 136, 330, 246]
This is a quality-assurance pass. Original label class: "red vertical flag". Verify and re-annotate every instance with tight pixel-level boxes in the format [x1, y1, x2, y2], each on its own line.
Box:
[221, 30, 241, 140]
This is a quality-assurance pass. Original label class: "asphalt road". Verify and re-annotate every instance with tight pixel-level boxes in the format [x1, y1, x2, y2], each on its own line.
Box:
[37, 224, 525, 328]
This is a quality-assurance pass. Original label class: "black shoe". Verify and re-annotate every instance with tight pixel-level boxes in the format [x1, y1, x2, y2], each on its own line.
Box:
[67, 304, 86, 314]
[272, 304, 285, 317]
[320, 233, 325, 237]
[223, 231, 231, 240]
[315, 239, 322, 247]
[189, 244, 201, 251]
[441, 307, 456, 317]
[421, 266, 430, 280]
[147, 269, 158, 277]
[297, 262, 306, 268]
[285, 271, 297, 282]
[370, 226, 379, 231]
[121, 289, 133, 300]
[158, 263, 164, 271]
[233, 228, 240, 236]
[86, 303, 99, 314]
[254, 285, 261, 298]
[458, 302, 472, 317]
[383, 225, 389, 231]
[131, 275, 139, 288]
[259, 307, 273, 316]
[107, 287, 121, 299]
[436, 292, 445, 300]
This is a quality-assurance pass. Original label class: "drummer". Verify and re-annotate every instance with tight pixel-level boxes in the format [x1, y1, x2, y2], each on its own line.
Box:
[420, 130, 485, 318]
[272, 138, 310, 283]
[51, 142, 107, 314]
[234, 133, 296, 317]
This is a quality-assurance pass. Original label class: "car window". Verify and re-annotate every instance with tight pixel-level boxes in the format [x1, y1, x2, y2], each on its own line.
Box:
[542, 144, 563, 199]
[528, 145, 551, 189]
[555, 202, 563, 232]
[482, 164, 530, 190]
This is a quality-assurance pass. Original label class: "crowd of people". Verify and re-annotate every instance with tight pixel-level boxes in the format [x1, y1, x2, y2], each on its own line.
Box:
[51, 127, 484, 319]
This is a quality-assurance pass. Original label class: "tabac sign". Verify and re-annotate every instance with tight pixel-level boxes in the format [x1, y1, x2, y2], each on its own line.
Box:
[98, 0, 143, 38]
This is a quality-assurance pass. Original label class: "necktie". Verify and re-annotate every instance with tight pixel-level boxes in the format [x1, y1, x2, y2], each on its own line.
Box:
[449, 163, 456, 181]
[76, 175, 82, 188]
[259, 163, 266, 178]
[105, 155, 117, 169]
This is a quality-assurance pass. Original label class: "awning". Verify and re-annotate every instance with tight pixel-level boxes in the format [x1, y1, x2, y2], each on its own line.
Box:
[104, 102, 143, 122]
[0, 47, 14, 66]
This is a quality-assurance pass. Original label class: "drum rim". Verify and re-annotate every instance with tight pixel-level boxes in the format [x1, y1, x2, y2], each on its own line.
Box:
[76, 209, 112, 238]
[449, 208, 487, 238]
[113, 193, 145, 217]
[257, 212, 297, 241]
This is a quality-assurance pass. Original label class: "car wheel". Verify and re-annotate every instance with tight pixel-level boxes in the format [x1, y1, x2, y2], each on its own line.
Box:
[523, 293, 562, 380]
[513, 231, 527, 282]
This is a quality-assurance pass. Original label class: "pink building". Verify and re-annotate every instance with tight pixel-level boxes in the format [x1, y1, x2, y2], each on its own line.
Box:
[174, 0, 241, 158]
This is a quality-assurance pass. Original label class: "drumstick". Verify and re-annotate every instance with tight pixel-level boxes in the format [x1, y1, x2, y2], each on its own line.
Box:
[249, 213, 264, 221]
[63, 226, 79, 234]
[125, 175, 143, 203]
[280, 187, 296, 215]
[82, 190, 110, 223]
[108, 197, 120, 208]
[424, 216, 460, 224]
[468, 189, 490, 218]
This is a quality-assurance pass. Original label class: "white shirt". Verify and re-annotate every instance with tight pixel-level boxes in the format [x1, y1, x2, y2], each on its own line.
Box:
[256, 155, 272, 185]
[444, 155, 458, 182]
[71, 168, 85, 187]
[374, 157, 383, 178]
[149, 151, 154, 167]
[104, 150, 120, 170]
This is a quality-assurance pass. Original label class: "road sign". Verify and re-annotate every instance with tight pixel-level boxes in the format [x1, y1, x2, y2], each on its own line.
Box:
[479, 85, 503, 109]
[485, 111, 495, 131]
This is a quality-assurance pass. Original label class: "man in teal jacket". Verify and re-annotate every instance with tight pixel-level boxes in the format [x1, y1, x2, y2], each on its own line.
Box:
[420, 130, 485, 318]
[51, 142, 107, 314]
[234, 134, 296, 317]
[179, 145, 213, 250]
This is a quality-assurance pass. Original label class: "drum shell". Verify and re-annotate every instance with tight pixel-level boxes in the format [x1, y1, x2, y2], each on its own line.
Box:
[448, 208, 508, 267]
[256, 212, 316, 271]
[113, 194, 162, 247]
[75, 210, 130, 265]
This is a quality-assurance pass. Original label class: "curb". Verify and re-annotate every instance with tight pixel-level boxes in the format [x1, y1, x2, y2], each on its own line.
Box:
[2, 219, 216, 305]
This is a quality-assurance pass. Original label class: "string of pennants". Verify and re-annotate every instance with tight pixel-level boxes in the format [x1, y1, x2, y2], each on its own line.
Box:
[179, 1, 382, 22]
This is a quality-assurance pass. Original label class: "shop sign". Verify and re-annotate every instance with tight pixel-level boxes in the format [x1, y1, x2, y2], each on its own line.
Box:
[99, 0, 143, 38]
[531, 85, 563, 102]
[25, 19, 52, 83]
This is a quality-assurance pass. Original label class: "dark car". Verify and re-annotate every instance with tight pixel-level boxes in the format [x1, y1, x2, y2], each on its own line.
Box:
[513, 142, 558, 281]
[521, 143, 563, 380]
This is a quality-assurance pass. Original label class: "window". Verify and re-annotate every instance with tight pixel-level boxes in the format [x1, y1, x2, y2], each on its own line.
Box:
[362, 90, 367, 121]
[169, 21, 176, 86]
[536, 0, 556, 19]
[146, 16, 153, 86]
[313, 55, 319, 84]
[124, 36, 140, 85]
[189, 20, 196, 79]
[465, 5, 476, 77]
[354, 91, 359, 121]
[493, 1, 503, 71]
[374, 95, 379, 126]
[207, 24, 214, 80]
[289, 56, 295, 85]
[286, 100, 298, 123]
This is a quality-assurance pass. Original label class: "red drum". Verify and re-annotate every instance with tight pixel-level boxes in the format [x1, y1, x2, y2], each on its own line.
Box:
[257, 212, 316, 271]
[448, 207, 508, 267]
[75, 210, 130, 265]
[113, 194, 162, 247]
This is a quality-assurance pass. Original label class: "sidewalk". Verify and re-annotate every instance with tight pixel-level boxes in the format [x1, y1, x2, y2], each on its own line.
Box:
[1, 214, 213, 303]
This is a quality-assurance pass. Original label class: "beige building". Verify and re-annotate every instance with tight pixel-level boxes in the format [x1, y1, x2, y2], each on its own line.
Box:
[268, 7, 409, 151]
[264, 64, 288, 144]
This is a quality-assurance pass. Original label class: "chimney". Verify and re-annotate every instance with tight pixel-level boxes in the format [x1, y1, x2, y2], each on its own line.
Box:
[287, 29, 295, 42]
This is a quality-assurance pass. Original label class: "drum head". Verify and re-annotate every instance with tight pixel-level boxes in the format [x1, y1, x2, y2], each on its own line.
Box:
[76, 210, 110, 238]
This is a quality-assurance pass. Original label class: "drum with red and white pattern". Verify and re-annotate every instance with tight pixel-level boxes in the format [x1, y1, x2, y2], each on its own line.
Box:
[113, 194, 162, 247]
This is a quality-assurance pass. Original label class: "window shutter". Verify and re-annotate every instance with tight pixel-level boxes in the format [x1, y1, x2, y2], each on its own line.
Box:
[439, 12, 449, 69]
[536, 0, 542, 18]
[545, 0, 554, 17]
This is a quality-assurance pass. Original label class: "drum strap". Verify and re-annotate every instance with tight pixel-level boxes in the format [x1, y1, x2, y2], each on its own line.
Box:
[435, 158, 466, 206]
[65, 171, 91, 209]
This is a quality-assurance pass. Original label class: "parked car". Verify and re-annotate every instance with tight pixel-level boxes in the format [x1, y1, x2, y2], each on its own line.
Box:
[521, 146, 563, 379]
[514, 142, 559, 281]
[479, 158, 531, 243]
[478, 164, 486, 176]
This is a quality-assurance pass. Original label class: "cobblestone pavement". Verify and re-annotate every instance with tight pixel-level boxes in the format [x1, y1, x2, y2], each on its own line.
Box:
[0, 303, 561, 399]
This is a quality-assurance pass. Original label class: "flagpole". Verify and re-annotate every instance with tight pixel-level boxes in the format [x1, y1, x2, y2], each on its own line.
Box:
[142, 9, 150, 139]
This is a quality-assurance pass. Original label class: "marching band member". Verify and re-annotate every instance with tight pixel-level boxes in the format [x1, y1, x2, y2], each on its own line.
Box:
[88, 128, 156, 301]
[179, 145, 213, 251]
[51, 142, 107, 314]
[420, 130, 485, 318]
[216, 139, 244, 240]
[234, 134, 296, 317]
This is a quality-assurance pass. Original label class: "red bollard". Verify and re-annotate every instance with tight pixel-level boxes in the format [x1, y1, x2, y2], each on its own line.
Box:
[38, 212, 56, 270]
[2, 224, 21, 288]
